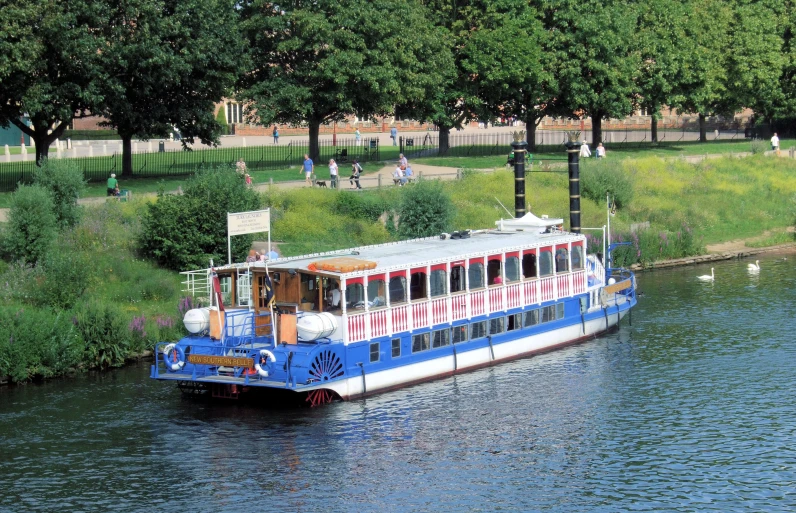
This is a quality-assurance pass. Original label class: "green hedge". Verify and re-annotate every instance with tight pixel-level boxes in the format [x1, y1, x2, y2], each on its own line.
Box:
[62, 129, 121, 141]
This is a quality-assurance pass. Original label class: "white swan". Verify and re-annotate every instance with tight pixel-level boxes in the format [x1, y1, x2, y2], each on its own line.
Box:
[747, 260, 760, 271]
[697, 268, 715, 281]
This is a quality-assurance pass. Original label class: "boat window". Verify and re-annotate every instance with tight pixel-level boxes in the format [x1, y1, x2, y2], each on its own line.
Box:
[412, 333, 430, 353]
[389, 276, 407, 303]
[430, 269, 447, 297]
[522, 253, 537, 278]
[346, 283, 365, 309]
[539, 250, 554, 277]
[541, 305, 556, 322]
[370, 342, 380, 363]
[555, 248, 569, 273]
[505, 257, 520, 282]
[367, 279, 386, 308]
[489, 317, 504, 334]
[450, 265, 465, 293]
[469, 263, 484, 289]
[470, 321, 487, 340]
[524, 309, 539, 327]
[556, 302, 565, 319]
[487, 258, 502, 285]
[507, 313, 522, 331]
[432, 328, 450, 348]
[218, 275, 233, 306]
[410, 272, 427, 300]
[391, 338, 401, 358]
[452, 325, 468, 343]
[571, 246, 584, 270]
[236, 273, 251, 306]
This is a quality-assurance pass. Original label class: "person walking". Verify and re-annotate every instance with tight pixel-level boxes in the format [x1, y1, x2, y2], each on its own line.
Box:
[771, 132, 780, 155]
[273, 126, 279, 144]
[350, 159, 363, 190]
[355, 128, 361, 146]
[390, 126, 398, 146]
[596, 143, 606, 159]
[245, 173, 253, 188]
[579, 140, 591, 158]
[107, 173, 118, 196]
[329, 158, 339, 189]
[302, 154, 314, 186]
[236, 158, 247, 175]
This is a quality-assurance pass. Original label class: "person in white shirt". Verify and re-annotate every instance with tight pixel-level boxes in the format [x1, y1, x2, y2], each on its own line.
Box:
[329, 158, 338, 188]
[596, 143, 606, 159]
[771, 133, 780, 154]
[579, 140, 591, 158]
[393, 166, 405, 186]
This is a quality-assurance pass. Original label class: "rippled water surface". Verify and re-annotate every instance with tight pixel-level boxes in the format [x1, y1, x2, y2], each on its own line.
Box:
[2, 256, 795, 512]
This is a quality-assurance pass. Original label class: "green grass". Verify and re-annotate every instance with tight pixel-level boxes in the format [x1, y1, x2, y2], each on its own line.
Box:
[745, 231, 795, 248]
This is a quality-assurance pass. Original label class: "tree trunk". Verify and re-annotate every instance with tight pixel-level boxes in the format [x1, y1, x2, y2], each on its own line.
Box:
[12, 117, 66, 165]
[592, 112, 604, 147]
[699, 113, 707, 142]
[308, 120, 321, 163]
[121, 135, 133, 178]
[438, 126, 451, 156]
[651, 117, 658, 143]
[525, 112, 538, 153]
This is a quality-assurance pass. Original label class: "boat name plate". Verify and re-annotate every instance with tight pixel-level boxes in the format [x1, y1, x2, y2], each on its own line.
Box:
[187, 355, 254, 368]
[604, 279, 632, 295]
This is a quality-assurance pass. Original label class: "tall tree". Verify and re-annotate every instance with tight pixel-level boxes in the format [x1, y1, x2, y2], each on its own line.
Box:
[100, 0, 241, 177]
[238, 0, 452, 162]
[0, 0, 107, 164]
[543, 0, 641, 146]
[671, 0, 733, 141]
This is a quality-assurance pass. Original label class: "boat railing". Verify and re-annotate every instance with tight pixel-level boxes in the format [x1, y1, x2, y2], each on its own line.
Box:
[181, 269, 211, 299]
[345, 269, 588, 343]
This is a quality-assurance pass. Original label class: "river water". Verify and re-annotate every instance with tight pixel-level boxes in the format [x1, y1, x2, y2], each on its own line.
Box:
[1, 255, 795, 513]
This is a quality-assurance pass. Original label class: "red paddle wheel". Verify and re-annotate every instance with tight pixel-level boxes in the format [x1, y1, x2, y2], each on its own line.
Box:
[305, 389, 336, 407]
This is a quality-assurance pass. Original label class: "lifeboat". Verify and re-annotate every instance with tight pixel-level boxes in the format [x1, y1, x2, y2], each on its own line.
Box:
[296, 312, 337, 341]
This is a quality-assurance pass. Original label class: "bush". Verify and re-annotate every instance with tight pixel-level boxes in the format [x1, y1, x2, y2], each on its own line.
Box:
[397, 179, 454, 238]
[4, 185, 57, 264]
[139, 167, 261, 270]
[73, 301, 130, 369]
[31, 250, 94, 309]
[333, 191, 392, 222]
[0, 307, 83, 382]
[33, 160, 86, 228]
[215, 107, 229, 136]
[581, 161, 634, 209]
[749, 140, 768, 155]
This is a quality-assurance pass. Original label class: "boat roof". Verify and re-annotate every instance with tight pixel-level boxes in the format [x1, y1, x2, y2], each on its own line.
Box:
[256, 224, 582, 278]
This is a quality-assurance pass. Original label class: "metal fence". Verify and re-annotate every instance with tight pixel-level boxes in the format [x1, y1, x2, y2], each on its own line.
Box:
[0, 137, 381, 192]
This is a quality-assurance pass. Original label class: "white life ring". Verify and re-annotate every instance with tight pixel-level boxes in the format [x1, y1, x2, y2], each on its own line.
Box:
[254, 349, 276, 378]
[162, 343, 185, 372]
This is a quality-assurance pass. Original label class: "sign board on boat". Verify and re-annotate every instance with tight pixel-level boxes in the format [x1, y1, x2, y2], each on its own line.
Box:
[187, 354, 254, 368]
[228, 209, 270, 236]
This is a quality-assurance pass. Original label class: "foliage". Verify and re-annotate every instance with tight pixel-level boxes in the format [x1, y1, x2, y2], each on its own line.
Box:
[750, 140, 768, 155]
[73, 301, 130, 370]
[29, 250, 94, 309]
[397, 179, 455, 238]
[580, 161, 635, 209]
[333, 191, 393, 222]
[238, 0, 453, 160]
[139, 167, 261, 270]
[4, 185, 57, 264]
[609, 225, 704, 267]
[0, 306, 83, 382]
[33, 159, 86, 228]
[215, 107, 229, 135]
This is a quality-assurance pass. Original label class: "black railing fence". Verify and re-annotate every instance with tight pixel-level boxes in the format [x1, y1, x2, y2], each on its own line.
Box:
[0, 137, 381, 192]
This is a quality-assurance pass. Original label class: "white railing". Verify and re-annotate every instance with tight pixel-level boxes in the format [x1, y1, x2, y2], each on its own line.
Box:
[345, 270, 587, 343]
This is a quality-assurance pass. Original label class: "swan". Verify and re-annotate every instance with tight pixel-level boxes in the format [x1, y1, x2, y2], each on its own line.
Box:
[747, 260, 760, 271]
[697, 268, 715, 281]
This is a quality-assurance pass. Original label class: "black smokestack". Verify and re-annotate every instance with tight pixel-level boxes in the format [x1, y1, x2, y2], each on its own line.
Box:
[510, 136, 528, 218]
[563, 137, 582, 233]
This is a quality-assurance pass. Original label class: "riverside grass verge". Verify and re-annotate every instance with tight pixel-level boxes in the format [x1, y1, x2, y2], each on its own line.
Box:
[2, 152, 795, 383]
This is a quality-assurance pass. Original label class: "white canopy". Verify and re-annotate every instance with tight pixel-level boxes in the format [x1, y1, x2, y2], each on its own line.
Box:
[495, 212, 564, 233]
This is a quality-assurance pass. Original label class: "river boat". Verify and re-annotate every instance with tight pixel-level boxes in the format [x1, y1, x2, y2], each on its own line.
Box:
[151, 212, 637, 406]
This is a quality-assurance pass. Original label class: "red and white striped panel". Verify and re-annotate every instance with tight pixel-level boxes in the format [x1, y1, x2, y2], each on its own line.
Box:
[489, 287, 503, 313]
[507, 283, 522, 309]
[370, 310, 388, 338]
[451, 295, 467, 320]
[412, 302, 428, 329]
[541, 276, 555, 302]
[347, 314, 366, 343]
[573, 271, 586, 294]
[471, 290, 485, 317]
[392, 305, 408, 333]
[524, 281, 537, 304]
[557, 274, 570, 297]
[431, 297, 447, 325]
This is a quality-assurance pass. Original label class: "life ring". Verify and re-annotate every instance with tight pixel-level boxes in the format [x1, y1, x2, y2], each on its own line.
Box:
[254, 349, 276, 378]
[162, 343, 185, 372]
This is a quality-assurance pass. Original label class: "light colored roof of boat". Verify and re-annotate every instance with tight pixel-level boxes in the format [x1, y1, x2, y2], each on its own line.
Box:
[261, 224, 584, 277]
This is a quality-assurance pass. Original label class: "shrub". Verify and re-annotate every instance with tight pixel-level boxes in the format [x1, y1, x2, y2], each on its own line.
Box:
[581, 161, 634, 209]
[4, 185, 57, 264]
[0, 307, 83, 382]
[750, 140, 768, 155]
[30, 250, 94, 309]
[139, 167, 261, 270]
[215, 107, 229, 135]
[72, 301, 130, 369]
[33, 159, 86, 228]
[333, 191, 392, 222]
[397, 179, 454, 238]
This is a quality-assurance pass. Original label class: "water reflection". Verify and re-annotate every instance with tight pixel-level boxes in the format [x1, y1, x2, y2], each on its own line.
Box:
[1, 255, 795, 512]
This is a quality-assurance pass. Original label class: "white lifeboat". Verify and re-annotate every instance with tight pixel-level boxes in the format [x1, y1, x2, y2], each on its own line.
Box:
[296, 312, 337, 341]
[183, 307, 211, 334]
